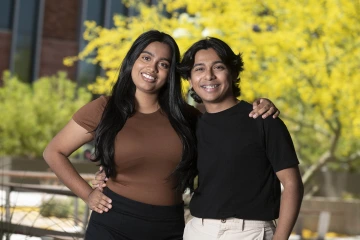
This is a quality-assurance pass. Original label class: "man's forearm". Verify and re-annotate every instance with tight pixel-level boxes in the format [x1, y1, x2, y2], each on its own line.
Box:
[273, 182, 304, 240]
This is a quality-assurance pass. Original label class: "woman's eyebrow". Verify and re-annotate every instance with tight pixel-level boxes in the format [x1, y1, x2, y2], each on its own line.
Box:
[141, 50, 154, 56]
[141, 50, 170, 62]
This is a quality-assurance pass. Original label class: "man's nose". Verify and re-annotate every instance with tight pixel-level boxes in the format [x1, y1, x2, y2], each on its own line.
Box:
[204, 68, 215, 81]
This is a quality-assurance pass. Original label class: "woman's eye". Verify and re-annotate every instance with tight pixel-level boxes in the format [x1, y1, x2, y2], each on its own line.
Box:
[160, 62, 169, 69]
[194, 67, 204, 72]
[142, 56, 151, 61]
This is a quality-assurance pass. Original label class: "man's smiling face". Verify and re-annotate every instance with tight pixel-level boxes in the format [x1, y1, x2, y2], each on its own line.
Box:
[189, 48, 234, 105]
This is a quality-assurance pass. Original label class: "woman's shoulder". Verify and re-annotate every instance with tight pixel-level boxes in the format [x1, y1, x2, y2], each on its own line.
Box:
[80, 95, 109, 113]
[72, 95, 109, 132]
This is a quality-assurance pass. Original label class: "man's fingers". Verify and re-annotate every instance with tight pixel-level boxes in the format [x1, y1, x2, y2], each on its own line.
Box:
[91, 180, 102, 188]
[95, 172, 107, 182]
[91, 179, 98, 186]
[95, 173, 106, 180]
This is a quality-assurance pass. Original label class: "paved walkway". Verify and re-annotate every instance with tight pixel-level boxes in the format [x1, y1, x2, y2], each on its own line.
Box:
[1, 190, 84, 239]
[1, 191, 360, 240]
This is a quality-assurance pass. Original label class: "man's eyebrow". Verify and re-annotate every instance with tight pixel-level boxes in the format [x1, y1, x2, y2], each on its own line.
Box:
[141, 51, 170, 62]
[192, 60, 224, 68]
[192, 63, 205, 68]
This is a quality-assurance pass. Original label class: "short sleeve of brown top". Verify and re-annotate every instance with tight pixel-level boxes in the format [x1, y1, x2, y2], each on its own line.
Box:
[73, 96, 184, 206]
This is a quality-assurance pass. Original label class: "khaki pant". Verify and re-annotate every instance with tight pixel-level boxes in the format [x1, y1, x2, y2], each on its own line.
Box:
[183, 217, 276, 240]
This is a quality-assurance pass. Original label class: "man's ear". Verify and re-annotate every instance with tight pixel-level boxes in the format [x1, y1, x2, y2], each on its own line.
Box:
[188, 79, 193, 88]
[188, 78, 192, 87]
[231, 72, 239, 83]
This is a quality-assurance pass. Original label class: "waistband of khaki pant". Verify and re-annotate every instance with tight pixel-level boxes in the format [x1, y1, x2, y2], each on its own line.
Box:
[193, 217, 276, 228]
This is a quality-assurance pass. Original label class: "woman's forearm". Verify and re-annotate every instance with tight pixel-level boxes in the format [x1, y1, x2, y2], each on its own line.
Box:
[43, 151, 93, 203]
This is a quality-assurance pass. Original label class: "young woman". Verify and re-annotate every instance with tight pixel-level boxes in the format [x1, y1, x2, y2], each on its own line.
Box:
[44, 30, 278, 240]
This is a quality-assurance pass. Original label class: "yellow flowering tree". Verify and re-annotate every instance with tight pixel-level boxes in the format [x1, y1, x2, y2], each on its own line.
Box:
[65, 0, 360, 189]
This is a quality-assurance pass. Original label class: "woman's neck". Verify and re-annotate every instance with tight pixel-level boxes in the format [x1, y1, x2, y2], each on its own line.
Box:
[135, 91, 160, 113]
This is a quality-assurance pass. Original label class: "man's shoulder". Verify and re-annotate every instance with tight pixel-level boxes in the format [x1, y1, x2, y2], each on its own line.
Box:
[238, 100, 253, 111]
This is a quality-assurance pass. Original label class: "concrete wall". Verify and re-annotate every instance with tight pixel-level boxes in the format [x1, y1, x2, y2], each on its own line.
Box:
[296, 197, 360, 235]
[0, 157, 98, 185]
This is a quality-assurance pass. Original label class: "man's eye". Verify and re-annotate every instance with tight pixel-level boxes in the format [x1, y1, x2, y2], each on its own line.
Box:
[214, 65, 225, 70]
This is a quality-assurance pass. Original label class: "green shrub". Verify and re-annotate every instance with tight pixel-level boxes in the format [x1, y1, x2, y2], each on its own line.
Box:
[0, 71, 92, 158]
[40, 198, 72, 218]
[40, 197, 87, 218]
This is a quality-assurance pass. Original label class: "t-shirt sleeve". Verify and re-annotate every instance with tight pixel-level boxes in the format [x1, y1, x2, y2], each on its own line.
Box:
[261, 117, 299, 172]
[72, 96, 108, 135]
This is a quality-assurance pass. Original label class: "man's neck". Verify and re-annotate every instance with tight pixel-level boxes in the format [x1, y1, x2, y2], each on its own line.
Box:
[204, 97, 239, 113]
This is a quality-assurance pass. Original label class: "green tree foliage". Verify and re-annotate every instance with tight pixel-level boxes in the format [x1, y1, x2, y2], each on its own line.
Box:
[0, 71, 92, 158]
[64, 0, 360, 189]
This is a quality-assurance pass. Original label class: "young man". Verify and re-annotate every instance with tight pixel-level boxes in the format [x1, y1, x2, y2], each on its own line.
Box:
[178, 37, 304, 240]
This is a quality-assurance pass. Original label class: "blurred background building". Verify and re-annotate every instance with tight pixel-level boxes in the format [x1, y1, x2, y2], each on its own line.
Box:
[0, 0, 157, 86]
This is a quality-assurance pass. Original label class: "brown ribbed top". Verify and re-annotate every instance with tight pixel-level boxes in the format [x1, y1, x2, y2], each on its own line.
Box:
[73, 96, 183, 206]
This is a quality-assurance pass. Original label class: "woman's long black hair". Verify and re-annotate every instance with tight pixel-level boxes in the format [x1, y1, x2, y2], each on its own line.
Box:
[93, 30, 198, 193]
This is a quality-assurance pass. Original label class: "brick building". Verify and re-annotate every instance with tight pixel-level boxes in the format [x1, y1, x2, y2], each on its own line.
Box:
[0, 0, 143, 85]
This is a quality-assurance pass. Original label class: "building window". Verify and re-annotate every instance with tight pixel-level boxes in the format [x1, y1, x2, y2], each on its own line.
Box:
[104, 0, 127, 28]
[10, 0, 43, 83]
[0, 0, 14, 30]
[77, 0, 135, 85]
[77, 0, 106, 86]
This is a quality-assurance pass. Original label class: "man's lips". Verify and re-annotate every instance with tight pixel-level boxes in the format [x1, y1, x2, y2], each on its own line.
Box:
[200, 84, 220, 92]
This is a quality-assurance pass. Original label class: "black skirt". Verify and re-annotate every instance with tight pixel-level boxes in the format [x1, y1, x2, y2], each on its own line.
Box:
[85, 187, 185, 240]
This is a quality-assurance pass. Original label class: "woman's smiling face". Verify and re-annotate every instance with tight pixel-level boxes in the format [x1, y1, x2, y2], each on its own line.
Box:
[131, 41, 172, 95]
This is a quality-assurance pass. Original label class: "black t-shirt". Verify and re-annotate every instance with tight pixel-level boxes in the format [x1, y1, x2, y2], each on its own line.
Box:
[190, 101, 299, 220]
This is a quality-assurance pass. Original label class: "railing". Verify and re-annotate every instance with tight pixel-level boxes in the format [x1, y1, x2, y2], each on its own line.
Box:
[0, 170, 94, 240]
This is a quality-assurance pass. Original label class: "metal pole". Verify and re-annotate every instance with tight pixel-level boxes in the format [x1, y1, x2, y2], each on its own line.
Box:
[74, 197, 79, 227]
[5, 186, 11, 240]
